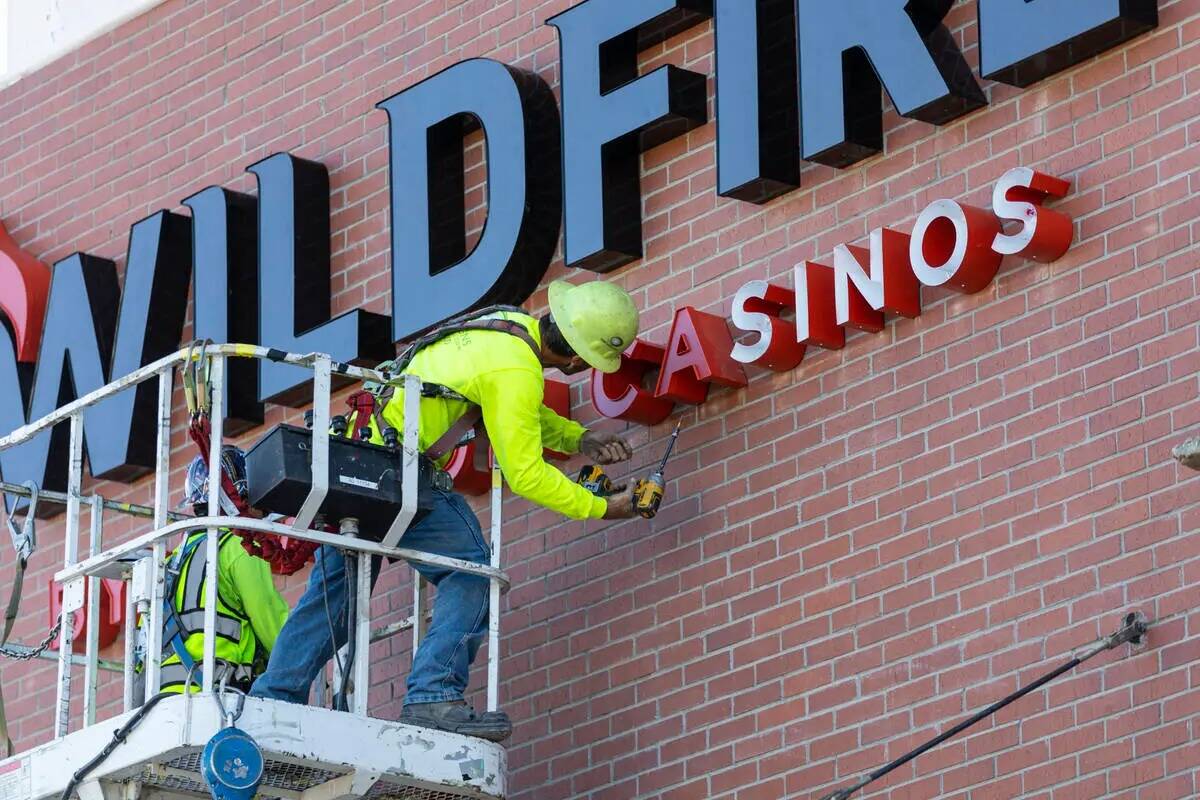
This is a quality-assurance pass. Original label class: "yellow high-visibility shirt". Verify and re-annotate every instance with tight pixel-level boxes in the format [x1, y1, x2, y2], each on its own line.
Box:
[379, 311, 606, 520]
[154, 529, 289, 693]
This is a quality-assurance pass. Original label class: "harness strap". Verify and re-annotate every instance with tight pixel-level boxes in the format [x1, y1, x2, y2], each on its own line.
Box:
[1, 559, 24, 652]
[411, 318, 541, 462]
[0, 557, 25, 756]
[160, 660, 251, 693]
[392, 305, 527, 374]
[160, 530, 241, 685]
[1, 486, 36, 757]
[345, 393, 376, 440]
[161, 534, 208, 681]
[447, 318, 541, 357]
[425, 407, 484, 462]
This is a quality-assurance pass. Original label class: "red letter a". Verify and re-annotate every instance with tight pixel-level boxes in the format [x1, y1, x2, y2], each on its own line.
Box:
[654, 308, 748, 405]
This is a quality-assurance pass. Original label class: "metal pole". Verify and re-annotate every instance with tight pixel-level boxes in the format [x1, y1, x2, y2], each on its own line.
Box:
[412, 576, 426, 663]
[54, 413, 84, 739]
[332, 645, 347, 709]
[382, 373, 421, 548]
[293, 356, 330, 531]
[314, 662, 327, 708]
[486, 464, 502, 714]
[353, 524, 372, 717]
[145, 370, 172, 701]
[818, 613, 1150, 800]
[0, 480, 185, 522]
[202, 356, 225, 692]
[373, 613, 424, 643]
[82, 496, 104, 727]
[122, 568, 136, 712]
[58, 515, 510, 586]
[341, 526, 357, 714]
[0, 643, 123, 672]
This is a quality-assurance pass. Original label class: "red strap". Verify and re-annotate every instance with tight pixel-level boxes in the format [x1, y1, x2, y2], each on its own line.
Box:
[347, 391, 375, 415]
[346, 391, 377, 440]
[189, 415, 316, 575]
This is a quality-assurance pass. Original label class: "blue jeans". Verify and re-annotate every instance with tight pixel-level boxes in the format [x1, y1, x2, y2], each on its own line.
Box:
[250, 489, 491, 705]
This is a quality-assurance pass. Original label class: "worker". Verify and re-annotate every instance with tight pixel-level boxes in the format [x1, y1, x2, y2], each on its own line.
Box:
[152, 446, 289, 694]
[251, 279, 641, 741]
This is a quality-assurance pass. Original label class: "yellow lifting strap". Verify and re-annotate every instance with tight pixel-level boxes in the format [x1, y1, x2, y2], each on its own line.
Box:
[0, 483, 39, 758]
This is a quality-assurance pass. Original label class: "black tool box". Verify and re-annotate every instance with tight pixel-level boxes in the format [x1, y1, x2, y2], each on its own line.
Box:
[245, 424, 434, 538]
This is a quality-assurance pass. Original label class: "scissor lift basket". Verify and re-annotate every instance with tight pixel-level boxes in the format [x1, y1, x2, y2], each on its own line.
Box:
[6, 695, 506, 799]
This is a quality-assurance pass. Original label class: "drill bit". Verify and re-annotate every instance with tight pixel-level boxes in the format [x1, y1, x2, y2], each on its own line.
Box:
[656, 420, 682, 473]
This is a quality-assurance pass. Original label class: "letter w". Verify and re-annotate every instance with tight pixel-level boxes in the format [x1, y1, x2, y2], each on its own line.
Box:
[0, 212, 191, 510]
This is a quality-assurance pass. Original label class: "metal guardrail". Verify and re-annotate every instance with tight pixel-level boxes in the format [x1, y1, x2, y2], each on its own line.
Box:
[0, 343, 510, 739]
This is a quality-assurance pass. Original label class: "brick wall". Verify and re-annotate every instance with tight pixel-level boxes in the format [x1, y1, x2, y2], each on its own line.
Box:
[1, 1, 1199, 798]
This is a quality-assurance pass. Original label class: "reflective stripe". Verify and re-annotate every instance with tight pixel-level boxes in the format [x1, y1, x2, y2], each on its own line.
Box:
[160, 660, 252, 693]
[160, 530, 256, 675]
[179, 533, 226, 609]
[162, 611, 242, 650]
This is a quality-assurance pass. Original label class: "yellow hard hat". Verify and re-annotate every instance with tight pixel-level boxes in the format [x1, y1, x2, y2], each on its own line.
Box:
[547, 279, 639, 374]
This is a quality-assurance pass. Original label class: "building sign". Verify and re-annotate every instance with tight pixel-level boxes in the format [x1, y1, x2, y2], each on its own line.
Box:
[0, 1, 1158, 506]
[592, 168, 1074, 423]
[47, 578, 125, 650]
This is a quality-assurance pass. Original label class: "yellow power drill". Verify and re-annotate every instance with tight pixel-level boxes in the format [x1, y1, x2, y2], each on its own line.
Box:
[634, 420, 682, 519]
[576, 421, 682, 518]
[577, 463, 617, 496]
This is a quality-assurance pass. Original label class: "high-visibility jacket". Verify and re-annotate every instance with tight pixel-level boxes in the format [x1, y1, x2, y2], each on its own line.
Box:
[159, 529, 289, 693]
[375, 310, 606, 520]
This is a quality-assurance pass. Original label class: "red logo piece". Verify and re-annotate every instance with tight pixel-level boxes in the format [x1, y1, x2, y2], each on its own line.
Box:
[0, 220, 50, 362]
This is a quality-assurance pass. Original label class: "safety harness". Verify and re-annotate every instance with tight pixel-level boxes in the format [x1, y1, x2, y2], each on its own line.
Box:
[345, 390, 392, 443]
[160, 533, 203, 681]
[157, 530, 255, 692]
[381, 306, 542, 460]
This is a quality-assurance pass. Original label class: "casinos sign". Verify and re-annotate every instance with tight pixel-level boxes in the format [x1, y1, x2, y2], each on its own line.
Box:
[591, 168, 1075, 425]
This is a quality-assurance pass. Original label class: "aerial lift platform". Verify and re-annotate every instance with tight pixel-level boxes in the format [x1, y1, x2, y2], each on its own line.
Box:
[0, 345, 509, 800]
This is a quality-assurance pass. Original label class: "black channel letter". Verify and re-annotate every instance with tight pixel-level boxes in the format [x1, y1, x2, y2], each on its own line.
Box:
[249, 153, 392, 406]
[797, 0, 986, 167]
[549, 0, 710, 272]
[377, 59, 562, 342]
[0, 324, 33, 512]
[183, 187, 263, 433]
[87, 211, 192, 479]
[979, 0, 1158, 88]
[715, 0, 799, 204]
[23, 254, 119, 495]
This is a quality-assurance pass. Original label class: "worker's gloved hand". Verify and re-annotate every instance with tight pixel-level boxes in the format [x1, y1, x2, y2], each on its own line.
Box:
[581, 430, 633, 464]
[602, 486, 637, 519]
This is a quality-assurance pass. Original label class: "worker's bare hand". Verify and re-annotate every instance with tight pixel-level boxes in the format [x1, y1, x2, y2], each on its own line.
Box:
[602, 487, 637, 519]
[581, 430, 633, 464]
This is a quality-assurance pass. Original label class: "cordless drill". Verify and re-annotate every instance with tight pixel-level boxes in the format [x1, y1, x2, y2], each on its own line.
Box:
[634, 420, 681, 519]
[577, 463, 617, 496]
[576, 421, 682, 519]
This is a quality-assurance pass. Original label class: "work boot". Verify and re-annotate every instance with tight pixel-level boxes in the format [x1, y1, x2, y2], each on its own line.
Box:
[400, 700, 512, 742]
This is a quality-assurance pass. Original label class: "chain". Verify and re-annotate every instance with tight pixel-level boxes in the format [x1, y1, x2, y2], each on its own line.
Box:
[0, 619, 63, 661]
